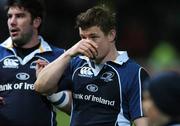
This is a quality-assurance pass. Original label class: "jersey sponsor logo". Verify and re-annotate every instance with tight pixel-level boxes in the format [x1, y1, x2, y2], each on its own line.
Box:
[73, 93, 115, 106]
[16, 72, 30, 80]
[100, 71, 114, 82]
[0, 82, 34, 91]
[78, 67, 93, 78]
[86, 84, 98, 92]
[3, 58, 19, 68]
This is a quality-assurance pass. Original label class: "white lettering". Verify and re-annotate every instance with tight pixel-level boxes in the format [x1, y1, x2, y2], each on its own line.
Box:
[91, 95, 115, 106]
[24, 83, 34, 90]
[73, 93, 84, 100]
[84, 95, 91, 100]
[0, 82, 34, 91]
[73, 93, 115, 107]
[0, 83, 12, 91]
[14, 83, 23, 89]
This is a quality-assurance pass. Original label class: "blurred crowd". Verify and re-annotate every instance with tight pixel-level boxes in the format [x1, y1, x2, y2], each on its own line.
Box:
[0, 0, 179, 74]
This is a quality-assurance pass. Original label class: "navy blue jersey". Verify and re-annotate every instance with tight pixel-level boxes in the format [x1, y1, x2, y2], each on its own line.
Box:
[0, 36, 65, 126]
[58, 51, 149, 126]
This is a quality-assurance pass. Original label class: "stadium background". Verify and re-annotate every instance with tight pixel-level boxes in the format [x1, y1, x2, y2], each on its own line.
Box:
[0, 0, 179, 125]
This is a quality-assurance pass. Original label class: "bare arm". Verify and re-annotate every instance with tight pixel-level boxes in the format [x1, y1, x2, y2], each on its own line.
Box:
[34, 52, 72, 94]
[134, 117, 149, 126]
[34, 39, 98, 94]
[35, 60, 72, 114]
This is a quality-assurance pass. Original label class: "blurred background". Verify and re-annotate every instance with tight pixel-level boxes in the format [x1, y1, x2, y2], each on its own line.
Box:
[0, 0, 179, 73]
[0, 0, 179, 125]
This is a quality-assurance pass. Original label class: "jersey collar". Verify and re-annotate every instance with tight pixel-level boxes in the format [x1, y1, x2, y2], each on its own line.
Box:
[80, 51, 129, 66]
[113, 51, 129, 65]
[1, 36, 52, 53]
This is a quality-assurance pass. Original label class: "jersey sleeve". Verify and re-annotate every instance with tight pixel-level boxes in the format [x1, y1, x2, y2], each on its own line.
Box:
[128, 67, 149, 120]
[47, 91, 70, 108]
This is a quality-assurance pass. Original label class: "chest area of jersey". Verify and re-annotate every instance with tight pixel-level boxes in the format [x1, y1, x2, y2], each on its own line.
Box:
[0, 56, 47, 91]
[72, 64, 120, 106]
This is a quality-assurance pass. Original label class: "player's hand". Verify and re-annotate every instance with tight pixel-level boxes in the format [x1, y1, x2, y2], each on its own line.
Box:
[0, 96, 5, 105]
[66, 39, 98, 59]
[36, 59, 48, 78]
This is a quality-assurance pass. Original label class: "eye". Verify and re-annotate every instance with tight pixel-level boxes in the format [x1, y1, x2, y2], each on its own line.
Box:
[7, 14, 12, 19]
[90, 35, 99, 41]
[16, 13, 25, 18]
[80, 35, 87, 39]
[91, 36, 97, 39]
[82, 36, 86, 39]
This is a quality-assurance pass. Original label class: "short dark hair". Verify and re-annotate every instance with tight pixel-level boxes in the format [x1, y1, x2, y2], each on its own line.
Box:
[76, 5, 116, 35]
[5, 0, 46, 31]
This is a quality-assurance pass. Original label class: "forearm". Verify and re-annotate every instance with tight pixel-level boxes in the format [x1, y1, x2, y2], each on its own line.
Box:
[34, 52, 72, 94]
[35, 39, 98, 94]
[134, 117, 149, 126]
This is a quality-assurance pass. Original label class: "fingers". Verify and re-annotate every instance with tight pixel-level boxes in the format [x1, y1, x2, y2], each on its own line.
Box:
[81, 40, 98, 58]
[68, 39, 98, 59]
[0, 96, 5, 105]
[79, 44, 95, 58]
[36, 59, 48, 66]
[35, 59, 48, 77]
[36, 59, 48, 69]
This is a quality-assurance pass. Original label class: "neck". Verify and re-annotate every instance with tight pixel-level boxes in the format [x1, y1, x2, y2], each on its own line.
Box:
[14, 42, 40, 59]
[20, 32, 40, 49]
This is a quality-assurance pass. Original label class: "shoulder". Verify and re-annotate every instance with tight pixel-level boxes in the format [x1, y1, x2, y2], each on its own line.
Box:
[129, 59, 149, 77]
[0, 44, 12, 60]
[39, 36, 65, 54]
[113, 51, 141, 72]
[116, 59, 142, 76]
[122, 59, 150, 83]
[70, 55, 88, 68]
[49, 44, 65, 54]
[0, 45, 5, 50]
[126, 59, 141, 69]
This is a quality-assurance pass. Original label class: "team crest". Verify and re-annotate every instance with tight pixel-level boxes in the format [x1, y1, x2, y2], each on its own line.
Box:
[100, 71, 114, 82]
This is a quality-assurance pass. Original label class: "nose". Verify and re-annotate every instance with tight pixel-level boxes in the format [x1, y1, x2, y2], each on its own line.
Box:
[8, 15, 17, 27]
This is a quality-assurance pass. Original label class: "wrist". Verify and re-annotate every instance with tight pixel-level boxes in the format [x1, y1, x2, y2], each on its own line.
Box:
[64, 49, 76, 58]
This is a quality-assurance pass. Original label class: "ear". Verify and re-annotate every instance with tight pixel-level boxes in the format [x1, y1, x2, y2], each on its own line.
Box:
[33, 17, 42, 29]
[108, 29, 116, 42]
